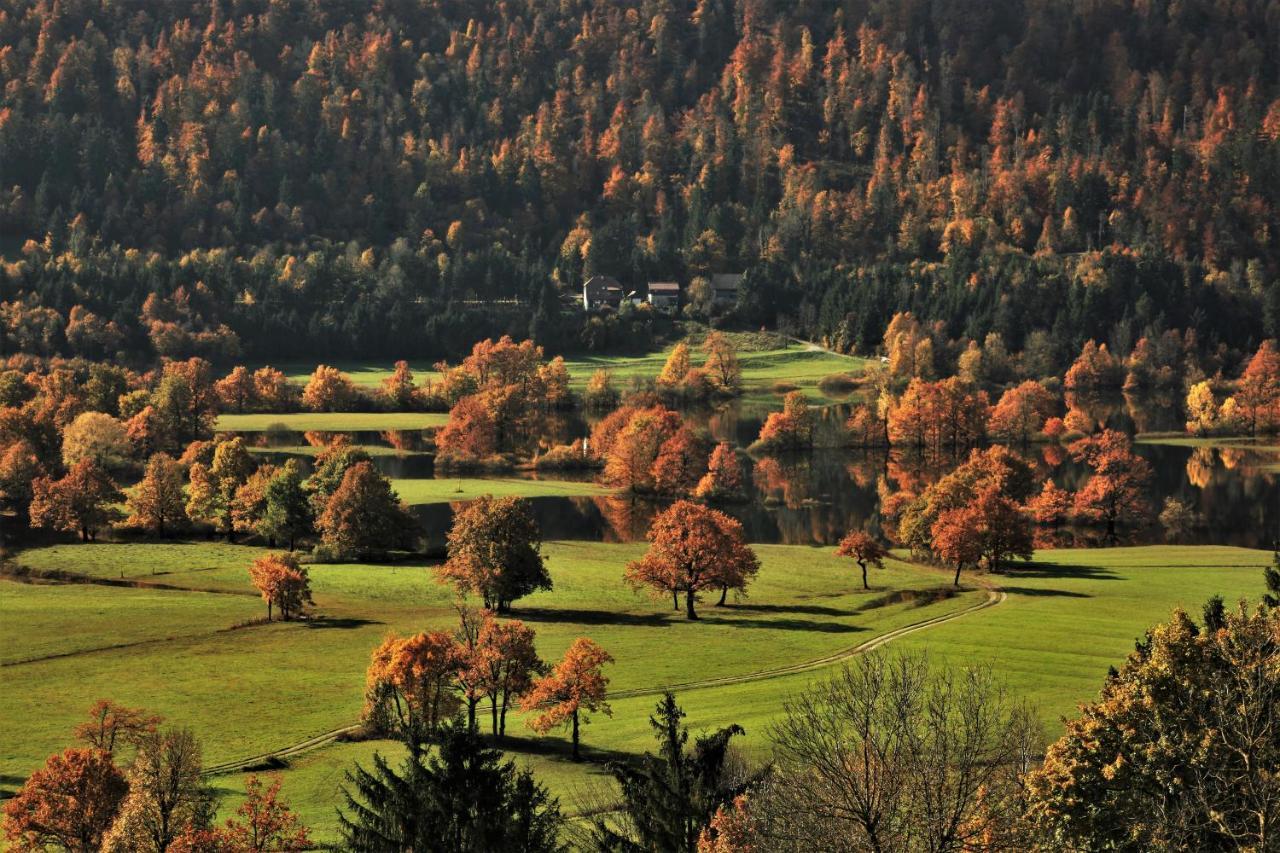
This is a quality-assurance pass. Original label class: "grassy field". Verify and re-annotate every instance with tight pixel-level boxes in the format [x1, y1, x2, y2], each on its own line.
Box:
[267, 335, 869, 408]
[0, 541, 972, 803]
[216, 412, 449, 432]
[391, 477, 613, 504]
[246, 444, 430, 458]
[3, 541, 1267, 844]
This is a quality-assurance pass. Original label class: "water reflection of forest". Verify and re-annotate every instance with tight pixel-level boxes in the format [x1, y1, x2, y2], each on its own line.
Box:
[232, 390, 1280, 550]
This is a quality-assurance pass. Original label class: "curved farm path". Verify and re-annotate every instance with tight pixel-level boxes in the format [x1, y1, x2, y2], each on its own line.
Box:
[203, 586, 1007, 776]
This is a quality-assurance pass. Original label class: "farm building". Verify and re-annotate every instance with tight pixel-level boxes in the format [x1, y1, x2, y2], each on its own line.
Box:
[647, 281, 680, 310]
[582, 275, 624, 310]
[711, 273, 743, 307]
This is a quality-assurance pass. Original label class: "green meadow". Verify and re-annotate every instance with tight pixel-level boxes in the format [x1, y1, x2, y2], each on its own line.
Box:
[215, 412, 449, 432]
[268, 334, 869, 408]
[1, 538, 1269, 844]
[390, 477, 613, 504]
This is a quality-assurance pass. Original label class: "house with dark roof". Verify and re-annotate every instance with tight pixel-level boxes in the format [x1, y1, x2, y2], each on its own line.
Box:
[711, 273, 743, 307]
[582, 275, 624, 310]
[646, 281, 680, 310]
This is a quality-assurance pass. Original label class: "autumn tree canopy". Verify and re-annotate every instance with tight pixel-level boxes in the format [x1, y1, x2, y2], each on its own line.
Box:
[625, 500, 760, 619]
[437, 495, 551, 613]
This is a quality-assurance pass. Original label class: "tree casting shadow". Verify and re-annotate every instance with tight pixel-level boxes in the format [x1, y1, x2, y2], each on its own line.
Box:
[303, 616, 382, 630]
[999, 587, 1092, 599]
[516, 607, 672, 628]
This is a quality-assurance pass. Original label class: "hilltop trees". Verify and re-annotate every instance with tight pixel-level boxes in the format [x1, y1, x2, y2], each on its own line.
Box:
[437, 496, 550, 613]
[522, 638, 614, 761]
[625, 501, 760, 618]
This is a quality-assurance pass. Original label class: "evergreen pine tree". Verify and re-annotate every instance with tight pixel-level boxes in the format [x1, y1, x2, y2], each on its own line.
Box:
[592, 693, 752, 852]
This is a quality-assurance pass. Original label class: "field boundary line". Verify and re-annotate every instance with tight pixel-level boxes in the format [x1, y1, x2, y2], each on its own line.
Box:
[202, 586, 1005, 776]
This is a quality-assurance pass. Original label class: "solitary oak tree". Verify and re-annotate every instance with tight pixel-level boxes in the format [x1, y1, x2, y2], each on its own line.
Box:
[248, 553, 313, 621]
[522, 638, 613, 761]
[437, 495, 550, 613]
[625, 500, 760, 619]
[836, 530, 889, 590]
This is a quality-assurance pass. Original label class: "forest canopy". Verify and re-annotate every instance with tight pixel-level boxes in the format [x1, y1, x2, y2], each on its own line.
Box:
[0, 0, 1277, 360]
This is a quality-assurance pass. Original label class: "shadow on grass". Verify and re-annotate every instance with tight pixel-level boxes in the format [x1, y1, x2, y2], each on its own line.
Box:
[1003, 561, 1120, 581]
[304, 616, 382, 630]
[729, 602, 858, 617]
[698, 614, 865, 634]
[855, 587, 958, 612]
[516, 607, 672, 628]
[1000, 587, 1092, 598]
[490, 733, 633, 768]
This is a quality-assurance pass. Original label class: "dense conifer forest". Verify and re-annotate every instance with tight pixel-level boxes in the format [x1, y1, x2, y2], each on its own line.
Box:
[0, 0, 1278, 361]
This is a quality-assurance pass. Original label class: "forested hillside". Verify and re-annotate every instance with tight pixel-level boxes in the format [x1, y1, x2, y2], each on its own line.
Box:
[0, 0, 1278, 361]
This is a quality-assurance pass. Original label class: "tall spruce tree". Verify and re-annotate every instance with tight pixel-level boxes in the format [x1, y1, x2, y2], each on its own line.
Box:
[338, 721, 563, 852]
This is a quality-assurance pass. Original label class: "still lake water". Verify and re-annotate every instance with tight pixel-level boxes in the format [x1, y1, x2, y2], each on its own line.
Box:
[229, 394, 1280, 552]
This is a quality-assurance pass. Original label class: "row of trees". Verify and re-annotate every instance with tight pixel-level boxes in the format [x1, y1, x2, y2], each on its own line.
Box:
[363, 607, 614, 763]
[884, 432, 1154, 583]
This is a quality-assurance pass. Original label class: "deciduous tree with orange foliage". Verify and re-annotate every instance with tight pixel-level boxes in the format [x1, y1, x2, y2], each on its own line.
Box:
[987, 380, 1057, 444]
[248, 552, 313, 621]
[75, 699, 161, 756]
[836, 530, 889, 590]
[380, 361, 417, 411]
[1235, 339, 1280, 435]
[1069, 429, 1153, 537]
[652, 426, 709, 495]
[625, 500, 759, 619]
[437, 495, 550, 612]
[214, 366, 255, 413]
[301, 365, 359, 412]
[695, 442, 748, 502]
[603, 406, 683, 492]
[753, 391, 814, 452]
[521, 638, 613, 761]
[125, 453, 188, 536]
[29, 459, 122, 541]
[931, 484, 1033, 586]
[1063, 341, 1124, 391]
[2, 747, 128, 852]
[364, 631, 463, 745]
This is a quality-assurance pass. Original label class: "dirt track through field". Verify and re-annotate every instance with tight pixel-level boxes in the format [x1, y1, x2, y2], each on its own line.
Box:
[202, 587, 1006, 776]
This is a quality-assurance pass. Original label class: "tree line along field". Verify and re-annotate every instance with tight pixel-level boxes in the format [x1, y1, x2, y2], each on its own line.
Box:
[0, 539, 1267, 844]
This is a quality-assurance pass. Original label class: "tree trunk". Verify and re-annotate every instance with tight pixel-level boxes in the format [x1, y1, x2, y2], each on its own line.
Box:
[861, 561, 869, 590]
[571, 709, 580, 761]
[267, 600, 272, 621]
[672, 589, 679, 610]
[717, 584, 728, 606]
[490, 696, 499, 737]
[954, 564, 962, 587]
[467, 698, 477, 734]
[685, 588, 699, 620]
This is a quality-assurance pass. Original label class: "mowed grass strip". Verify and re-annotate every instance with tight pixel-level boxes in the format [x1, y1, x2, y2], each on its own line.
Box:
[893, 545, 1269, 726]
[1, 540, 974, 785]
[390, 477, 613, 505]
[0, 579, 260, 665]
[216, 412, 448, 432]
